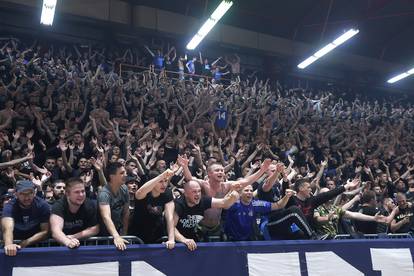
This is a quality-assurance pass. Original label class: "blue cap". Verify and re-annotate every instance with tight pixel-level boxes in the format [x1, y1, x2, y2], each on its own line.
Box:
[15, 180, 35, 193]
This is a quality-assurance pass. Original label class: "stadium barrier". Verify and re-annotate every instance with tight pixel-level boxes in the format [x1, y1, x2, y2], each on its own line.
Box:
[1, 239, 414, 276]
[0, 236, 144, 248]
[334, 233, 412, 240]
[119, 63, 232, 84]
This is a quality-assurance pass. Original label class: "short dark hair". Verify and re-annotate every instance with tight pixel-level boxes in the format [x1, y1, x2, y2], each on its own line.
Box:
[52, 179, 65, 188]
[294, 178, 309, 192]
[106, 162, 124, 179]
[361, 190, 376, 204]
[65, 177, 83, 190]
[125, 159, 138, 166]
[207, 162, 223, 172]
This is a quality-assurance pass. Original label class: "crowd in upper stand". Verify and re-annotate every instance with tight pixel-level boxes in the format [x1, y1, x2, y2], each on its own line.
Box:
[0, 36, 413, 255]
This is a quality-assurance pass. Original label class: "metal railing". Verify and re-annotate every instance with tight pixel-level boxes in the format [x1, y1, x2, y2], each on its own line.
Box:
[119, 63, 232, 84]
[0, 236, 144, 248]
[334, 233, 412, 240]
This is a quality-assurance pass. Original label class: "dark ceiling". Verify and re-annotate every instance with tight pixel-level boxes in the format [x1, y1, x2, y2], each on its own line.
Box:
[130, 0, 414, 66]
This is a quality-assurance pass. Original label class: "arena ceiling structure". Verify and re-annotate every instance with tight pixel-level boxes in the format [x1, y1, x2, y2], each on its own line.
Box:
[129, 0, 414, 89]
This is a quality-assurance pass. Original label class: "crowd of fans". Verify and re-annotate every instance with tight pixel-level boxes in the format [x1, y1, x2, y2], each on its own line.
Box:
[0, 36, 414, 256]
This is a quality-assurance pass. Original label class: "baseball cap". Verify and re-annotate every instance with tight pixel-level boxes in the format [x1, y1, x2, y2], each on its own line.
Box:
[15, 180, 35, 193]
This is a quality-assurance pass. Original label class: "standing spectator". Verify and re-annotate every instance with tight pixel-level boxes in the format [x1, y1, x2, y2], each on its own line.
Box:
[130, 166, 178, 248]
[50, 177, 99, 248]
[173, 180, 238, 251]
[98, 162, 129, 250]
[313, 188, 394, 238]
[354, 190, 380, 234]
[1, 180, 50, 256]
[224, 185, 296, 241]
[186, 57, 197, 80]
[225, 53, 240, 79]
[282, 177, 361, 226]
[391, 193, 414, 234]
[178, 156, 272, 241]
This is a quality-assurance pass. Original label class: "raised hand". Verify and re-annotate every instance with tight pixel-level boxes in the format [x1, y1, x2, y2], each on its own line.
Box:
[285, 189, 297, 198]
[177, 154, 189, 167]
[58, 140, 68, 152]
[68, 143, 75, 151]
[260, 158, 272, 171]
[170, 162, 180, 173]
[25, 129, 34, 139]
[12, 130, 20, 140]
[250, 161, 260, 170]
[90, 157, 103, 171]
[345, 177, 361, 191]
[27, 140, 35, 152]
[91, 136, 98, 145]
[81, 170, 93, 185]
[78, 142, 85, 152]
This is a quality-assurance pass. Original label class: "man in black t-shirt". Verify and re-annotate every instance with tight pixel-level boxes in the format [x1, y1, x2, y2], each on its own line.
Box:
[354, 190, 380, 234]
[391, 193, 414, 234]
[173, 180, 238, 251]
[50, 177, 99, 248]
[129, 168, 176, 247]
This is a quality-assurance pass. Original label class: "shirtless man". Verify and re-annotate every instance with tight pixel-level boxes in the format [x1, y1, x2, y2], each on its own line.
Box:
[178, 155, 271, 240]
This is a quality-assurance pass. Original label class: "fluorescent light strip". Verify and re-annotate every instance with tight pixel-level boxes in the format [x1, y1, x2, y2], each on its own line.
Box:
[40, 0, 57, 26]
[186, 1, 233, 50]
[298, 28, 359, 69]
[387, 68, 414, 84]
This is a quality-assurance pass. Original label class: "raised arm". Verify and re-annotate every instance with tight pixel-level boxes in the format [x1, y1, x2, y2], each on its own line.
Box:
[229, 159, 272, 190]
[177, 154, 202, 182]
[211, 190, 239, 209]
[135, 168, 175, 200]
[0, 152, 33, 169]
[271, 189, 296, 210]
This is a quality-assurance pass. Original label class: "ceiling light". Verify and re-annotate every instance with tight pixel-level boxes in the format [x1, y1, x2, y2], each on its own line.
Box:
[40, 0, 57, 26]
[298, 28, 359, 69]
[186, 1, 233, 50]
[387, 69, 414, 84]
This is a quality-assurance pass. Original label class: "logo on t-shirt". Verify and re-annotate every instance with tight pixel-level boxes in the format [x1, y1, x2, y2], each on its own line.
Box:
[180, 215, 203, 229]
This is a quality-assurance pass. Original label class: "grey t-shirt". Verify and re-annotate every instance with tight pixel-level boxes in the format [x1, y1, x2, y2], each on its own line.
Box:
[98, 184, 129, 234]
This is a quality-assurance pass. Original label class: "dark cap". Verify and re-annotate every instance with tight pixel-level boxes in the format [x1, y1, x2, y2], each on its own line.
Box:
[15, 180, 35, 193]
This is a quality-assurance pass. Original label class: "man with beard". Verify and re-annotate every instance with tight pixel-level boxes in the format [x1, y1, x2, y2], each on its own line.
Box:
[2, 180, 50, 256]
[173, 180, 239, 251]
[178, 155, 271, 241]
[50, 177, 99, 248]
[52, 180, 66, 202]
